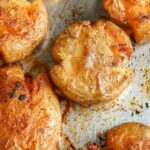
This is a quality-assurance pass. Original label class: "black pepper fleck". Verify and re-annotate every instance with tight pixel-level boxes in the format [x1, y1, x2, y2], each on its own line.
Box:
[146, 102, 149, 108]
[131, 112, 134, 116]
[135, 110, 140, 115]
[141, 84, 144, 87]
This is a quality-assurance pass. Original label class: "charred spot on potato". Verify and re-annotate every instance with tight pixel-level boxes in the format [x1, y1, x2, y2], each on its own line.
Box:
[15, 82, 21, 88]
[8, 92, 14, 98]
[8, 81, 21, 98]
[18, 94, 27, 101]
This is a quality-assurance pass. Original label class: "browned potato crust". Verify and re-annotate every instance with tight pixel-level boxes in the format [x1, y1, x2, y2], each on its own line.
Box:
[0, 0, 48, 63]
[0, 66, 61, 150]
[103, 0, 150, 43]
[106, 122, 150, 150]
[50, 20, 134, 106]
[103, 0, 128, 26]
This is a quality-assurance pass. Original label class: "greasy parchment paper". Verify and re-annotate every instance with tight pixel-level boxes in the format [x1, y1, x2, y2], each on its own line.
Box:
[13, 0, 150, 149]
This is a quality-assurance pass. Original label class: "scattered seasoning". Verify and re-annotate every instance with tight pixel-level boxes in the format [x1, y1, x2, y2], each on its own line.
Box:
[142, 68, 150, 98]
[133, 46, 135, 52]
[18, 94, 27, 101]
[135, 110, 141, 115]
[146, 102, 149, 108]
[131, 112, 134, 116]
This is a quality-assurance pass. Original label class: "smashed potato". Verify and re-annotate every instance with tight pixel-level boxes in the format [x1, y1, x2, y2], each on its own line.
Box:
[0, 0, 48, 63]
[103, 0, 150, 43]
[50, 20, 134, 106]
[0, 66, 61, 150]
[106, 122, 150, 150]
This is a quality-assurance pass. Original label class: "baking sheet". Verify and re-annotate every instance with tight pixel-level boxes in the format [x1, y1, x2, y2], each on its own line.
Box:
[15, 0, 150, 149]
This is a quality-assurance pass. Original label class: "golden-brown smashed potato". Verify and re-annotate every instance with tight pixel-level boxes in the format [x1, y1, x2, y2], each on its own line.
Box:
[106, 122, 150, 150]
[0, 0, 48, 63]
[103, 0, 150, 43]
[50, 20, 134, 106]
[0, 66, 61, 150]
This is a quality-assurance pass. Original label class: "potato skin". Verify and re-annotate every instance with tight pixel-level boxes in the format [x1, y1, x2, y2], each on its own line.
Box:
[0, 0, 48, 63]
[0, 66, 61, 150]
[50, 20, 134, 106]
[87, 144, 101, 150]
[103, 0, 150, 43]
[106, 122, 150, 150]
